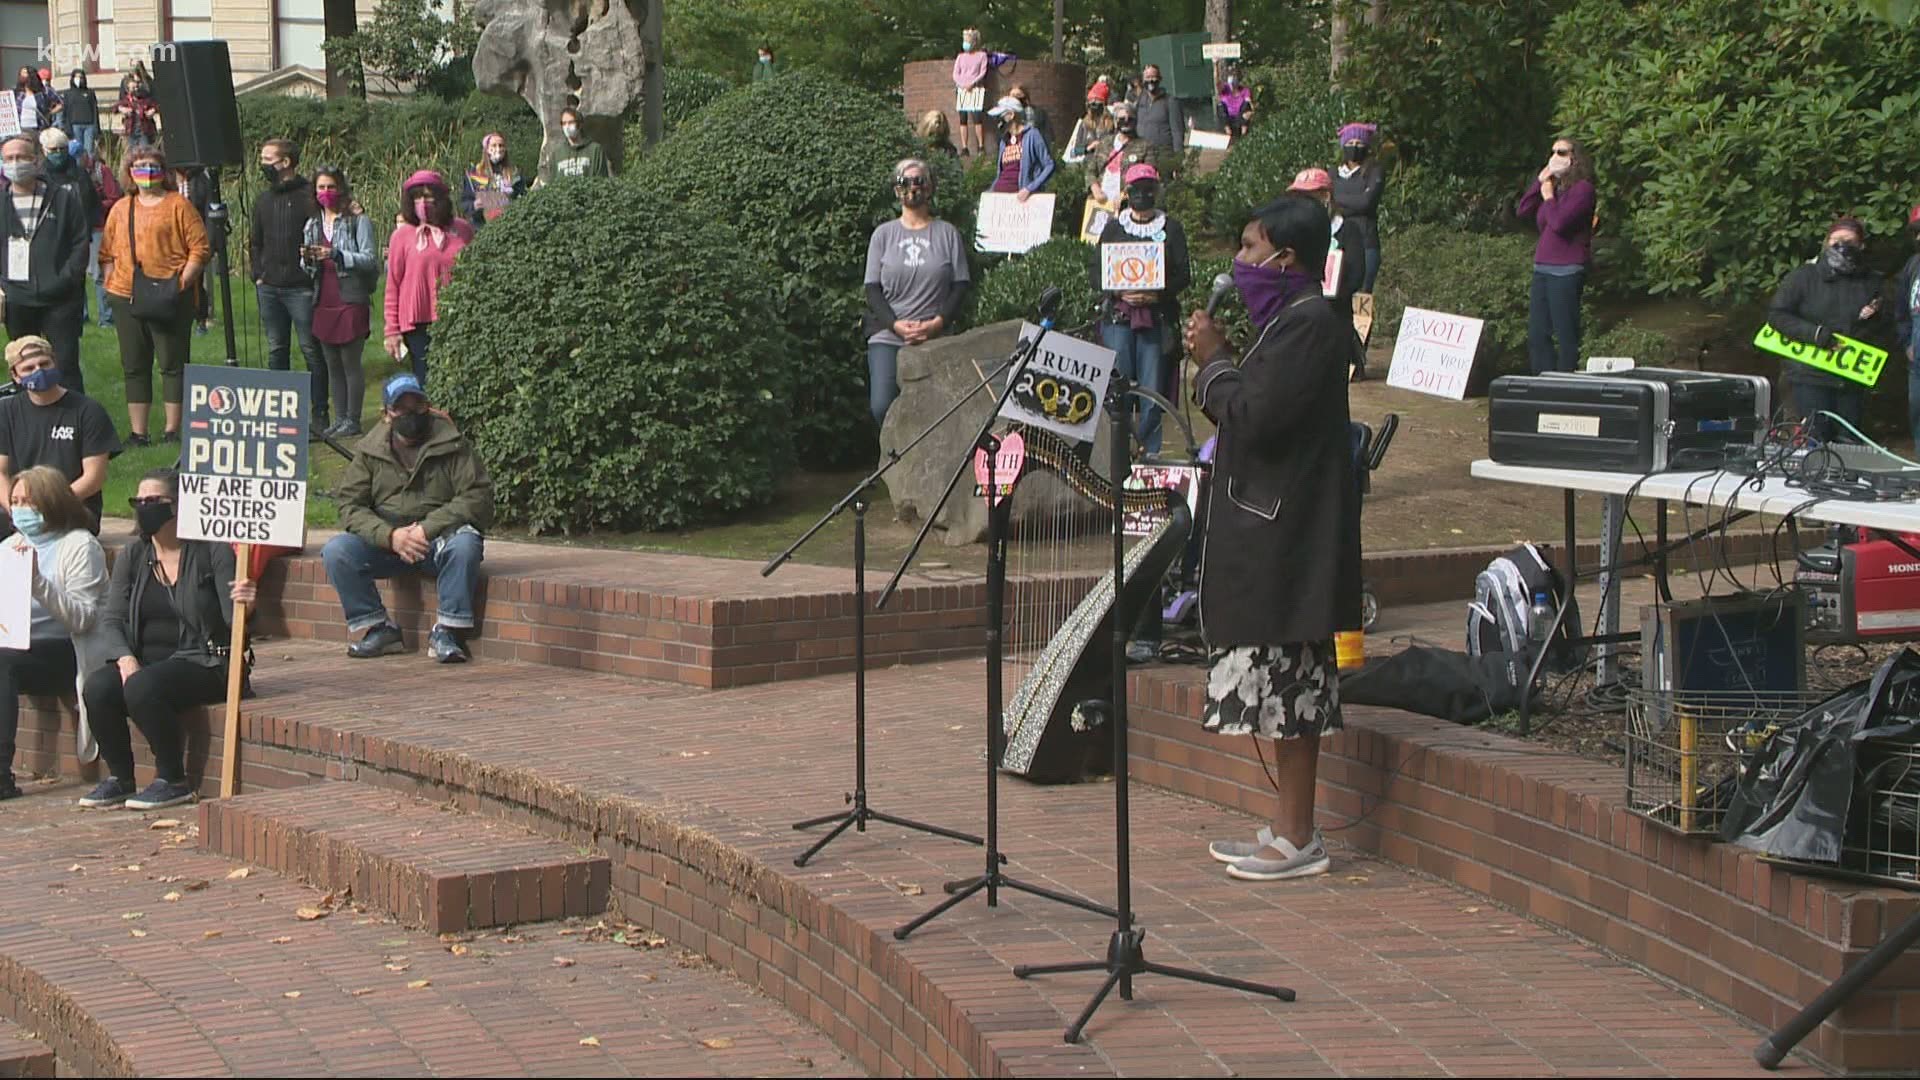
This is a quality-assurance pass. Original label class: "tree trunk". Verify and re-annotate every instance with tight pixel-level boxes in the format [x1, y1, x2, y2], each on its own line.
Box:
[1367, 0, 1388, 27]
[640, 0, 664, 155]
[1330, 0, 1352, 83]
[1204, 0, 1232, 40]
[1053, 0, 1065, 61]
[322, 0, 360, 99]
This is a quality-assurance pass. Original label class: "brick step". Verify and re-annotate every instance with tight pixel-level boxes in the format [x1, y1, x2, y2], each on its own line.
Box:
[198, 783, 610, 933]
[0, 1018, 54, 1079]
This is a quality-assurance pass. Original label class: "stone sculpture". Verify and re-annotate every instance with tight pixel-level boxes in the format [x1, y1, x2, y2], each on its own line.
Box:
[471, 0, 665, 179]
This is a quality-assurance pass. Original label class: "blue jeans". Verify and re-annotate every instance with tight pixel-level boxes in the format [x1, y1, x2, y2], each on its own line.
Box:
[322, 526, 485, 634]
[1362, 247, 1381, 294]
[1101, 320, 1165, 453]
[404, 327, 432, 385]
[1528, 268, 1586, 374]
[257, 283, 329, 422]
[1792, 380, 1864, 444]
[867, 341, 901, 427]
[69, 123, 97, 158]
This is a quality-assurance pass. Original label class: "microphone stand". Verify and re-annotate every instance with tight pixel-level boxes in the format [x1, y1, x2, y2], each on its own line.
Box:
[1013, 373, 1292, 1042]
[885, 289, 1118, 941]
[770, 316, 1063, 867]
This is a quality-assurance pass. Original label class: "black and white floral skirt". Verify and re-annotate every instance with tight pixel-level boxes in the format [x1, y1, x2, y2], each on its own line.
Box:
[1201, 639, 1343, 741]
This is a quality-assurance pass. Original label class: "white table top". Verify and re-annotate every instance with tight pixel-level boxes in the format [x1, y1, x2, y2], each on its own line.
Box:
[1470, 458, 1920, 533]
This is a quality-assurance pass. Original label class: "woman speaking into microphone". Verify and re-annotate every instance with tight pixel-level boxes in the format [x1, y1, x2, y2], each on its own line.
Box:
[1183, 194, 1361, 882]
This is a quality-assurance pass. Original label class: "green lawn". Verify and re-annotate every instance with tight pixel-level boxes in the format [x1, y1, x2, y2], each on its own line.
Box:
[69, 272, 407, 530]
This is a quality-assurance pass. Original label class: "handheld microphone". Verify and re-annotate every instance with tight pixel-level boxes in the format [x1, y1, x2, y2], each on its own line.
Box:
[1204, 272, 1235, 316]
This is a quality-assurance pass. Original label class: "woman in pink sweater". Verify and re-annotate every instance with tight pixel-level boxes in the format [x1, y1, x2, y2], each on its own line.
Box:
[383, 169, 472, 385]
[952, 28, 989, 157]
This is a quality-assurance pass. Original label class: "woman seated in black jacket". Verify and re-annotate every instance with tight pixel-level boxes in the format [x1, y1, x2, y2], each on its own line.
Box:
[77, 467, 253, 811]
[1182, 194, 1361, 883]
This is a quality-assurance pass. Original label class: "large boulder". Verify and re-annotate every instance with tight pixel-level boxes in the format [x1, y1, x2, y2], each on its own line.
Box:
[880, 320, 1113, 546]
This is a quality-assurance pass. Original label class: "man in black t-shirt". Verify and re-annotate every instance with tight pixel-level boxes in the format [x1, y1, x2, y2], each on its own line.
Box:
[0, 335, 118, 532]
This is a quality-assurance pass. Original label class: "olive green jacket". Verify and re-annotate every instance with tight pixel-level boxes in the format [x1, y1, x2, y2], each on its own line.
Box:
[337, 415, 495, 549]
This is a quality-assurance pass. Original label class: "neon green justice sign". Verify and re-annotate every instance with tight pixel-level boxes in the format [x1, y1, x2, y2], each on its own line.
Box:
[1753, 323, 1888, 387]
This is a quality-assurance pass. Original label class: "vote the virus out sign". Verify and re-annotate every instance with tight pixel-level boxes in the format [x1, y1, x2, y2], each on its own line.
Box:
[177, 365, 309, 548]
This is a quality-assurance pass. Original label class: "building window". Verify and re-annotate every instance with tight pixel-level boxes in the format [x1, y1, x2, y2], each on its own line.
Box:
[275, 0, 325, 71]
[0, 0, 48, 83]
[88, 0, 116, 75]
[167, 0, 212, 42]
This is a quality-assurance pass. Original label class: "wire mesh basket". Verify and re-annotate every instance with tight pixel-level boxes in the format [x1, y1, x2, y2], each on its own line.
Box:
[1624, 688, 1834, 836]
[1844, 736, 1920, 886]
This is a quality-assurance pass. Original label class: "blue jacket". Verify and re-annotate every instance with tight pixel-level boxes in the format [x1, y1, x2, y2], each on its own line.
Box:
[302, 211, 380, 306]
[996, 126, 1056, 194]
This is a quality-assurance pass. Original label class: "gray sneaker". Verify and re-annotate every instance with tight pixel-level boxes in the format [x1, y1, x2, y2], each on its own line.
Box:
[1226, 829, 1331, 881]
[1208, 826, 1273, 864]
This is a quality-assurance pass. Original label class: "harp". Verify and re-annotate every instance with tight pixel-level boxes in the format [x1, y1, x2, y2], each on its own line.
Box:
[991, 423, 1194, 783]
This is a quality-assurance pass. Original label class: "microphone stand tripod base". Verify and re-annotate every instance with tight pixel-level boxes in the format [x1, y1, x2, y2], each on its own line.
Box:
[1014, 928, 1295, 1044]
[792, 797, 987, 868]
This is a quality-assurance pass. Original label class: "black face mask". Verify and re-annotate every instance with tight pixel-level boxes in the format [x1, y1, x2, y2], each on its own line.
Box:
[261, 163, 281, 184]
[392, 410, 432, 442]
[1344, 145, 1368, 162]
[1117, 118, 1137, 135]
[1126, 185, 1157, 212]
[1144, 78, 1161, 94]
[135, 501, 175, 538]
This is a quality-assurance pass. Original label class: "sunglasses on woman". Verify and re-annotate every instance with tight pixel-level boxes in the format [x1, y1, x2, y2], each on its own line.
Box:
[129, 495, 173, 509]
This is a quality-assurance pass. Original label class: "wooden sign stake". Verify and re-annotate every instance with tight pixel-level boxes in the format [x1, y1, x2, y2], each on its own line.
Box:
[220, 543, 251, 798]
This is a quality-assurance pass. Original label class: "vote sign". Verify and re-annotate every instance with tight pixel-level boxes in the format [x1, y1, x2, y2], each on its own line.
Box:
[1100, 242, 1166, 291]
[178, 365, 310, 549]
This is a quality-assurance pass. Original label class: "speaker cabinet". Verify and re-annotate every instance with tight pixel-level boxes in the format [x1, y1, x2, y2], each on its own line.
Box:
[149, 40, 244, 169]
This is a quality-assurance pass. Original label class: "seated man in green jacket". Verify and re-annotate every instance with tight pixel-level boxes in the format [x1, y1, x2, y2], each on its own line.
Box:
[323, 373, 494, 664]
[546, 107, 611, 182]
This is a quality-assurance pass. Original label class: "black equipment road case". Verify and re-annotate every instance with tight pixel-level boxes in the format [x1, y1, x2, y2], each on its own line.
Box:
[1488, 368, 1770, 474]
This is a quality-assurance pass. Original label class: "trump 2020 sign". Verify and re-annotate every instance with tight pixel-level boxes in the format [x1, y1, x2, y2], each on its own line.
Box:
[176, 365, 309, 549]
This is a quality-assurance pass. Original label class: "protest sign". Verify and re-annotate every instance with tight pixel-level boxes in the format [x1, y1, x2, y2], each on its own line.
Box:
[1079, 200, 1112, 244]
[973, 429, 1026, 504]
[1188, 130, 1232, 150]
[1385, 306, 1483, 401]
[178, 365, 310, 549]
[0, 94, 19, 140]
[956, 86, 985, 113]
[1123, 464, 1203, 537]
[1100, 241, 1166, 291]
[975, 192, 1056, 254]
[1322, 247, 1345, 298]
[998, 323, 1117, 444]
[1201, 42, 1242, 59]
[1753, 323, 1887, 388]
[0, 545, 28, 649]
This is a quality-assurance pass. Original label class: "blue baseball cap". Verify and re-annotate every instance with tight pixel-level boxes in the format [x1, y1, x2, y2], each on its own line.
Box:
[382, 373, 427, 408]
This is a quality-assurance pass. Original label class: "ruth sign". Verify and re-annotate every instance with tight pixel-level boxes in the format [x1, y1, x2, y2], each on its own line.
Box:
[1753, 323, 1887, 388]
[1100, 241, 1166, 291]
[1386, 306, 1483, 401]
[998, 322, 1117, 444]
[178, 365, 309, 549]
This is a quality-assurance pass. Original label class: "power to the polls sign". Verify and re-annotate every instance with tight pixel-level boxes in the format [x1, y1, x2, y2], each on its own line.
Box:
[177, 365, 309, 549]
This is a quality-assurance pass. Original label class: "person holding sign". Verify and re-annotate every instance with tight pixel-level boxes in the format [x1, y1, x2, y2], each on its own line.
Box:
[1288, 169, 1368, 379]
[0, 467, 109, 802]
[952, 29, 990, 158]
[1767, 216, 1889, 443]
[77, 468, 251, 811]
[459, 132, 529, 229]
[987, 96, 1054, 202]
[1181, 194, 1360, 882]
[323, 374, 493, 665]
[1517, 138, 1596, 375]
[862, 159, 970, 426]
[1092, 162, 1190, 454]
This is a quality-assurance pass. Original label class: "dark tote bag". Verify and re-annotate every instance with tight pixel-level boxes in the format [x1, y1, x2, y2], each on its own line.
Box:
[126, 194, 186, 320]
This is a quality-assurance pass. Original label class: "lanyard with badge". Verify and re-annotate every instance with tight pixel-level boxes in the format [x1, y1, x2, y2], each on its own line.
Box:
[8, 182, 50, 282]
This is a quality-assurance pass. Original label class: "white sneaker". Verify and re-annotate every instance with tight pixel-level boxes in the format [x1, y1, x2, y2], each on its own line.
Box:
[1227, 829, 1331, 881]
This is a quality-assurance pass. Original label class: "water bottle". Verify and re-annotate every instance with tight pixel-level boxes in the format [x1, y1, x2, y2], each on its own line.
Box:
[1527, 590, 1555, 659]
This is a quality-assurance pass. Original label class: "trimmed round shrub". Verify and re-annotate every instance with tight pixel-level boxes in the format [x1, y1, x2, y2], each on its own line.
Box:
[431, 178, 793, 534]
[1375, 224, 1536, 375]
[1208, 61, 1350, 237]
[965, 238, 1103, 331]
[633, 70, 965, 467]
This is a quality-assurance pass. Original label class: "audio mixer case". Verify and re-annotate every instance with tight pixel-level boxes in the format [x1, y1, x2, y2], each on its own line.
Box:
[1488, 368, 1771, 474]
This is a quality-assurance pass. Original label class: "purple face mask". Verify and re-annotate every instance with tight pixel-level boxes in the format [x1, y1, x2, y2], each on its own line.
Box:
[1231, 253, 1319, 326]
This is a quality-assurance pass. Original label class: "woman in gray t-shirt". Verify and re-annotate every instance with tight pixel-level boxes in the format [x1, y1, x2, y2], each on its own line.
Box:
[862, 158, 971, 426]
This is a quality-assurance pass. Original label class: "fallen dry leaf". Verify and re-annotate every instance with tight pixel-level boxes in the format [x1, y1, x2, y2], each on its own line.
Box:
[128, 928, 148, 938]
[294, 907, 329, 921]
[448, 944, 470, 957]
[183, 879, 210, 892]
[552, 957, 576, 968]
[269, 936, 292, 945]
[351, 988, 374, 997]
[497, 934, 524, 944]
[226, 867, 251, 880]
[384, 962, 411, 973]
[202, 930, 223, 940]
[578, 1037, 601, 1048]
[147, 818, 182, 830]
[700, 1037, 735, 1050]
[406, 979, 431, 990]
[66, 863, 83, 872]
[121, 864, 141, 872]
[894, 882, 925, 897]
[120, 911, 144, 921]
[162, 891, 183, 902]
[282, 991, 301, 1000]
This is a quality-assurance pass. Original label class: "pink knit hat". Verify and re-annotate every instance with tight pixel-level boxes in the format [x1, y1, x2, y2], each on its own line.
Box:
[1288, 167, 1333, 193]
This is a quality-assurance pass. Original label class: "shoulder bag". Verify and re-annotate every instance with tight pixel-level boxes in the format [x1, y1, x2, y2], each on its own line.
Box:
[126, 193, 185, 320]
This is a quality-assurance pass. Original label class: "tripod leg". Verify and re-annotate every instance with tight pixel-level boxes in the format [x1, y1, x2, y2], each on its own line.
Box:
[894, 876, 987, 940]
[865, 809, 986, 847]
[1001, 875, 1121, 920]
[1011, 958, 1109, 978]
[1142, 961, 1295, 1001]
[1063, 969, 1126, 1044]
[792, 813, 858, 868]
[792, 808, 852, 831]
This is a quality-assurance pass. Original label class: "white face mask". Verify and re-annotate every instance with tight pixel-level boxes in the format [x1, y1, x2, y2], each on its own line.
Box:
[562, 124, 579, 141]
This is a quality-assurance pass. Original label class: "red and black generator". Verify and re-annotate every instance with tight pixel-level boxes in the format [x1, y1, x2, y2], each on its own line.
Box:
[1796, 528, 1920, 643]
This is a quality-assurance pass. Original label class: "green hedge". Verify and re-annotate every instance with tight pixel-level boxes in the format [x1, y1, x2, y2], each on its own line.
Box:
[1208, 61, 1349, 238]
[633, 69, 963, 467]
[1375, 224, 1536, 375]
[430, 178, 793, 533]
[622, 66, 735, 160]
[965, 237, 1103, 330]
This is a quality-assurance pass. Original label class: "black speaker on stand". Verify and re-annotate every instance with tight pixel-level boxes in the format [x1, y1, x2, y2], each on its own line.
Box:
[149, 41, 246, 376]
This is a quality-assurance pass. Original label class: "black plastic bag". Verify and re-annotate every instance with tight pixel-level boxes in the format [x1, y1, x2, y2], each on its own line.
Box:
[1721, 648, 1920, 862]
[1342, 647, 1527, 725]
